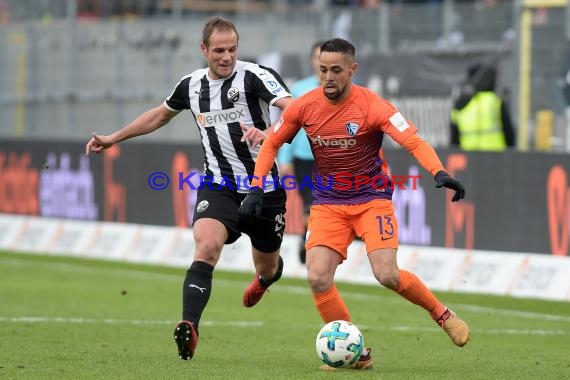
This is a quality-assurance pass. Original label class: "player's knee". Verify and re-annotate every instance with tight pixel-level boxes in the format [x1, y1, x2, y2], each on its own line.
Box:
[307, 271, 332, 293]
[375, 269, 399, 289]
[194, 237, 223, 264]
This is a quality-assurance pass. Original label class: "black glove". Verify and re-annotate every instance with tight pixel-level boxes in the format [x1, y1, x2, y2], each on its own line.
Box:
[434, 170, 465, 202]
[238, 187, 264, 218]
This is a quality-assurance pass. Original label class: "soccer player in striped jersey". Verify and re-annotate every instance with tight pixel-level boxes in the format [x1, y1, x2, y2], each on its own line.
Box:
[240, 38, 470, 370]
[85, 16, 294, 361]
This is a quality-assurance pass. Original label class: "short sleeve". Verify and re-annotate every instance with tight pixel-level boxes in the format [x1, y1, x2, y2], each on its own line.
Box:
[164, 76, 191, 111]
[248, 65, 291, 106]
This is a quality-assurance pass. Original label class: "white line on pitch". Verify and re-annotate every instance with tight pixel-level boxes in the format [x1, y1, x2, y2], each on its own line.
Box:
[0, 316, 261, 327]
[455, 304, 570, 322]
[0, 316, 568, 336]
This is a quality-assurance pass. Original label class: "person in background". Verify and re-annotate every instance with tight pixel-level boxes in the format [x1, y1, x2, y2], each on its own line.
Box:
[450, 63, 516, 150]
[277, 41, 322, 264]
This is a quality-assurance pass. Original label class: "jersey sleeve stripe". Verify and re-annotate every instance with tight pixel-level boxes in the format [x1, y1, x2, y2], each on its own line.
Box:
[165, 76, 191, 110]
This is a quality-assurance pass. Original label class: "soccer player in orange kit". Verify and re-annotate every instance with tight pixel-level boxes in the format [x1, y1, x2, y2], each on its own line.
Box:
[239, 38, 470, 370]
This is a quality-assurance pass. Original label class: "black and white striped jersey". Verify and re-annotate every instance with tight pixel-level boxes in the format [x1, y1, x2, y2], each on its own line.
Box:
[164, 60, 291, 192]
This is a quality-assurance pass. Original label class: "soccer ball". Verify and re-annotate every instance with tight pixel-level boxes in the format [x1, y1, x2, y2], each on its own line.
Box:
[315, 320, 363, 368]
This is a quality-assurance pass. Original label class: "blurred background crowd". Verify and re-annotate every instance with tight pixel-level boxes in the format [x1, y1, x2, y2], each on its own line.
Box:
[0, 0, 568, 152]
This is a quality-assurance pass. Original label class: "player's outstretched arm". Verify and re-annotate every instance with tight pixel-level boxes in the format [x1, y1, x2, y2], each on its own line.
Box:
[85, 104, 177, 155]
[400, 134, 465, 202]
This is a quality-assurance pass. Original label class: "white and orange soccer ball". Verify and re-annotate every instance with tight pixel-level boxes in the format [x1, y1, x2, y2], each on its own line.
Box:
[315, 320, 363, 368]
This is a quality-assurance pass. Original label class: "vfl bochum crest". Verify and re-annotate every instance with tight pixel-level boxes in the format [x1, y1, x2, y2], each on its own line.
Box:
[345, 122, 359, 137]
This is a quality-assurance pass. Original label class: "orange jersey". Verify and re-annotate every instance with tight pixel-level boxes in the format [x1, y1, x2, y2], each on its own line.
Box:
[253, 85, 445, 205]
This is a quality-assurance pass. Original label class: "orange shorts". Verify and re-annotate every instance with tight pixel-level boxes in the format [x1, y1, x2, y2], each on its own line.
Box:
[306, 199, 398, 260]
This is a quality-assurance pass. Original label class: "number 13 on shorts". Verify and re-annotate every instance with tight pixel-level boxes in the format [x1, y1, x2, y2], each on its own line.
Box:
[376, 215, 395, 239]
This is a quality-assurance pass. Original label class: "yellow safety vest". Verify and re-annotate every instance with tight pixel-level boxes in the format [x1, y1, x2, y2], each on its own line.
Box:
[451, 92, 507, 151]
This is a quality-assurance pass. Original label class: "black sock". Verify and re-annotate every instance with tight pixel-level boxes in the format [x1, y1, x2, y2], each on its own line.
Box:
[259, 256, 283, 288]
[182, 261, 214, 332]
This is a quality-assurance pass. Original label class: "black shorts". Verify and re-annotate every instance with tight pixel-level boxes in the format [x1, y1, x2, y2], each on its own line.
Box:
[293, 158, 314, 214]
[192, 185, 286, 253]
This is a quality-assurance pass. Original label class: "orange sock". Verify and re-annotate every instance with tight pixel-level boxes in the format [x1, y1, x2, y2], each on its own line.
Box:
[394, 270, 447, 321]
[312, 285, 351, 323]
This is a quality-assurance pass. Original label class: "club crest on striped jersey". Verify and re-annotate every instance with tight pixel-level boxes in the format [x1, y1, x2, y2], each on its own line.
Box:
[227, 87, 240, 103]
[345, 122, 359, 137]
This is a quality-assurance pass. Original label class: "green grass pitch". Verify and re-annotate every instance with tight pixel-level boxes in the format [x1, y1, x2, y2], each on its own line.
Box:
[1, 251, 569, 380]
